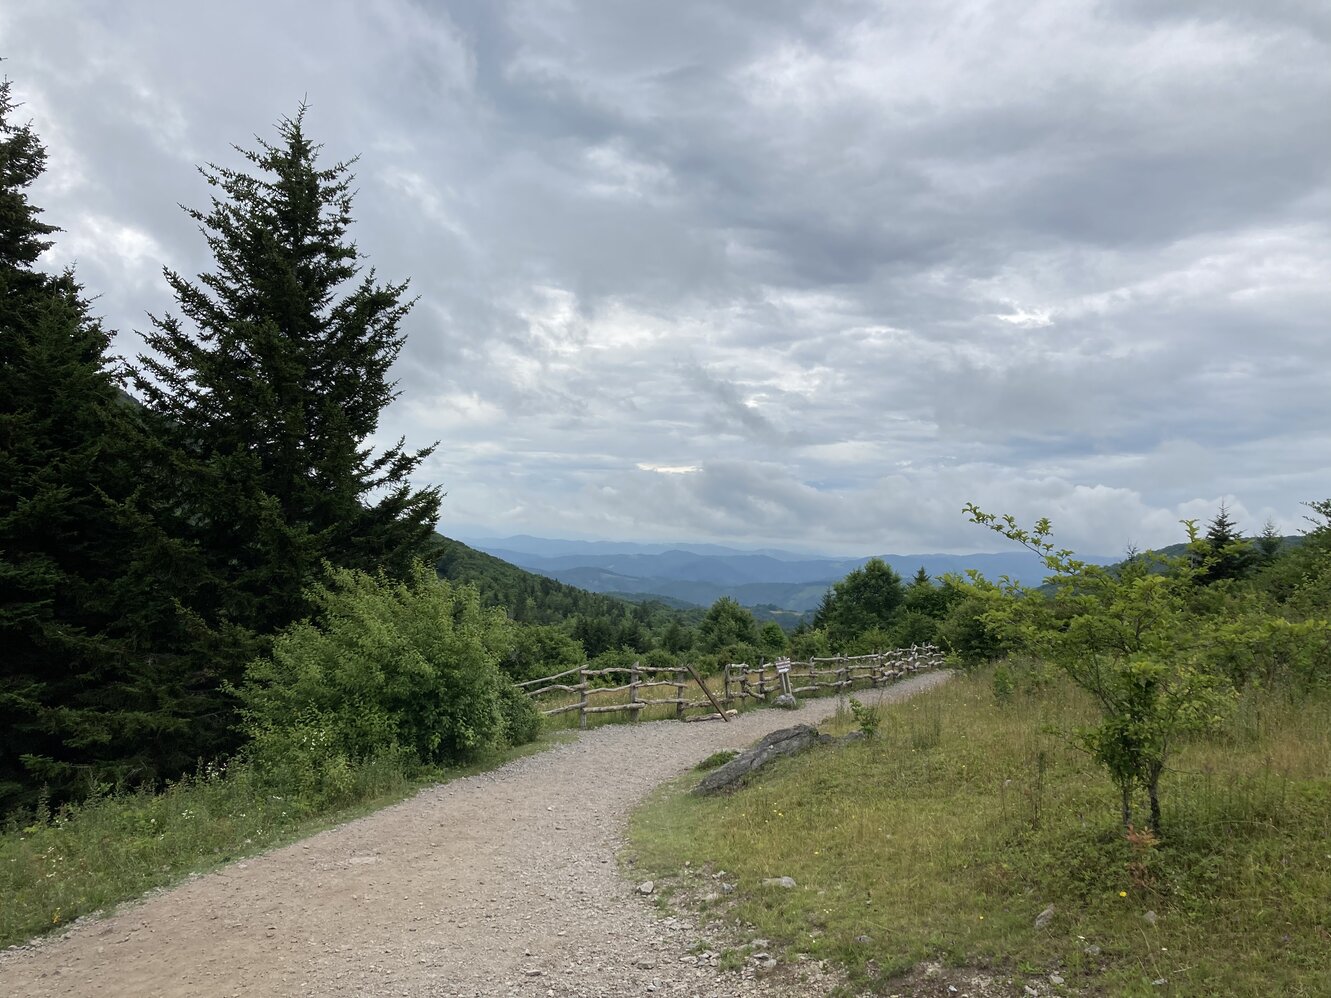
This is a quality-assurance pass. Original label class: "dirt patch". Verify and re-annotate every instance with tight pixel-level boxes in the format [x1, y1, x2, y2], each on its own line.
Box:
[0, 672, 949, 997]
[869, 960, 1049, 997]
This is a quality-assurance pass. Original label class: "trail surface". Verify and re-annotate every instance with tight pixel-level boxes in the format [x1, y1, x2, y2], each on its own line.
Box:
[1, 672, 949, 997]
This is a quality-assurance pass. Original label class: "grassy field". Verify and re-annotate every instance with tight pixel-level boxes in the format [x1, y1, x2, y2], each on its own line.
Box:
[627, 665, 1331, 996]
[0, 737, 562, 949]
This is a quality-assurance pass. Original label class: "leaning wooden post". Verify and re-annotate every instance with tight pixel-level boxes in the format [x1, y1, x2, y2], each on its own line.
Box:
[683, 662, 729, 721]
[675, 667, 686, 720]
[579, 668, 590, 730]
[629, 661, 640, 720]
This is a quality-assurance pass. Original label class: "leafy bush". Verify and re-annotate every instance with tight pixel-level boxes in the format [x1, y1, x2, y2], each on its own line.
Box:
[844, 626, 895, 656]
[964, 508, 1236, 832]
[502, 623, 585, 681]
[847, 697, 882, 737]
[237, 564, 514, 799]
[497, 681, 543, 747]
[789, 626, 831, 660]
[936, 592, 1007, 666]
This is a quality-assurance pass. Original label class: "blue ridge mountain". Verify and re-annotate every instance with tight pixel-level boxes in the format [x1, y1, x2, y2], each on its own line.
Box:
[463, 537, 1120, 611]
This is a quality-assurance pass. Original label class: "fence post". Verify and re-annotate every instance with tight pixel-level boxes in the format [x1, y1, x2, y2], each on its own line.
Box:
[579, 668, 589, 730]
[630, 661, 640, 720]
[756, 663, 767, 699]
[675, 667, 686, 719]
[838, 657, 849, 692]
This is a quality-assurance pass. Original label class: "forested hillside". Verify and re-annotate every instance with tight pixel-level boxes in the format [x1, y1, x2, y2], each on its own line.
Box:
[434, 535, 681, 626]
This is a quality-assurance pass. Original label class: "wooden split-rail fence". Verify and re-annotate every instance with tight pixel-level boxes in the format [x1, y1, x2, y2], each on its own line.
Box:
[517, 644, 944, 729]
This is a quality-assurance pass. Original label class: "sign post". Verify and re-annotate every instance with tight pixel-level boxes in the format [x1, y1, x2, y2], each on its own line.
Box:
[775, 658, 792, 697]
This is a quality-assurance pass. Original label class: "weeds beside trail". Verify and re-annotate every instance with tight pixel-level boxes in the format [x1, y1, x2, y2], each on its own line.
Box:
[628, 666, 1331, 996]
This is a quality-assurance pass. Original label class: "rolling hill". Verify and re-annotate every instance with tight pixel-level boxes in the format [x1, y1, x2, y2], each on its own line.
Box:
[465, 536, 1120, 611]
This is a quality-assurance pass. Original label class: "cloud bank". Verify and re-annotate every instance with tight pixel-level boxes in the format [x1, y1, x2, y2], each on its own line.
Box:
[7, 0, 1329, 554]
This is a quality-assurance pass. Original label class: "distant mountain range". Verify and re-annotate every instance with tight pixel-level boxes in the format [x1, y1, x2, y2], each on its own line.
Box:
[462, 535, 1119, 613]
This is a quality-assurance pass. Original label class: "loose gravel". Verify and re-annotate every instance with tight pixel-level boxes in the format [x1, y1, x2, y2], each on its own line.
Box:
[0, 671, 950, 997]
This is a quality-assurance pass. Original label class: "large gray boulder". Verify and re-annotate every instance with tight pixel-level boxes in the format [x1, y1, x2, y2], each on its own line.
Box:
[693, 724, 825, 795]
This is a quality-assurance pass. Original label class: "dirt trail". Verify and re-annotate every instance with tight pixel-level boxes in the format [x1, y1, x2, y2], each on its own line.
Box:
[1, 672, 949, 998]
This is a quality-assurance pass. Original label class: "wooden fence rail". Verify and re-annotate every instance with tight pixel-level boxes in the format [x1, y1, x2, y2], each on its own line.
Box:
[521, 644, 944, 729]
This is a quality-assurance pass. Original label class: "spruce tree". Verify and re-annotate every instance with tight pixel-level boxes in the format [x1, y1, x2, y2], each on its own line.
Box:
[0, 80, 230, 812]
[1200, 502, 1255, 583]
[134, 108, 442, 644]
[813, 558, 905, 648]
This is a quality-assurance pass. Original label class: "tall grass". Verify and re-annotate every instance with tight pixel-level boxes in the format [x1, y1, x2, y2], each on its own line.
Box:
[627, 668, 1331, 996]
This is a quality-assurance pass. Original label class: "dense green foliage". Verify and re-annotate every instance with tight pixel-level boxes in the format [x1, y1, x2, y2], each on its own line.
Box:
[812, 556, 905, 646]
[436, 533, 715, 671]
[0, 80, 237, 811]
[697, 596, 759, 653]
[238, 566, 532, 808]
[788, 559, 970, 660]
[132, 108, 442, 719]
[436, 536, 635, 625]
[2, 93, 446, 816]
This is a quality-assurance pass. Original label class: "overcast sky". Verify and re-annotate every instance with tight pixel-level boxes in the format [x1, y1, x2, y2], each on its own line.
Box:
[6, 1, 1329, 556]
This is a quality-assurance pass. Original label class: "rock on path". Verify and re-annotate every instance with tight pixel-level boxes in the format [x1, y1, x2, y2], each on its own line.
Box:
[0, 672, 950, 997]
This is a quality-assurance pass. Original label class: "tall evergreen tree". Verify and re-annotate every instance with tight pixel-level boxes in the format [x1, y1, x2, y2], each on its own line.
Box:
[1256, 519, 1282, 560]
[813, 557, 905, 648]
[0, 79, 228, 812]
[1200, 501, 1255, 583]
[133, 108, 443, 644]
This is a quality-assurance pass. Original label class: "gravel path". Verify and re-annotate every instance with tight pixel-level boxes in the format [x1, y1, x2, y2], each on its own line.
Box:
[0, 672, 950, 998]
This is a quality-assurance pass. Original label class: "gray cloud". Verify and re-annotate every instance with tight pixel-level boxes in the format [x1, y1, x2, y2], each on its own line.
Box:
[6, 0, 1329, 555]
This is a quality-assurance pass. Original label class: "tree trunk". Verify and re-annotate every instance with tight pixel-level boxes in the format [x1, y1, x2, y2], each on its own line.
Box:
[1147, 765, 1163, 833]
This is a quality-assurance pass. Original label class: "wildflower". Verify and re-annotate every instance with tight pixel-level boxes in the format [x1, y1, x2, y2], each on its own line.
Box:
[1119, 891, 1127, 897]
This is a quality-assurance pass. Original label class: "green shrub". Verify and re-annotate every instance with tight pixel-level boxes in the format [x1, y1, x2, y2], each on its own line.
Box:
[847, 696, 882, 737]
[936, 592, 1007, 666]
[238, 564, 513, 799]
[497, 681, 543, 747]
[502, 624, 585, 681]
